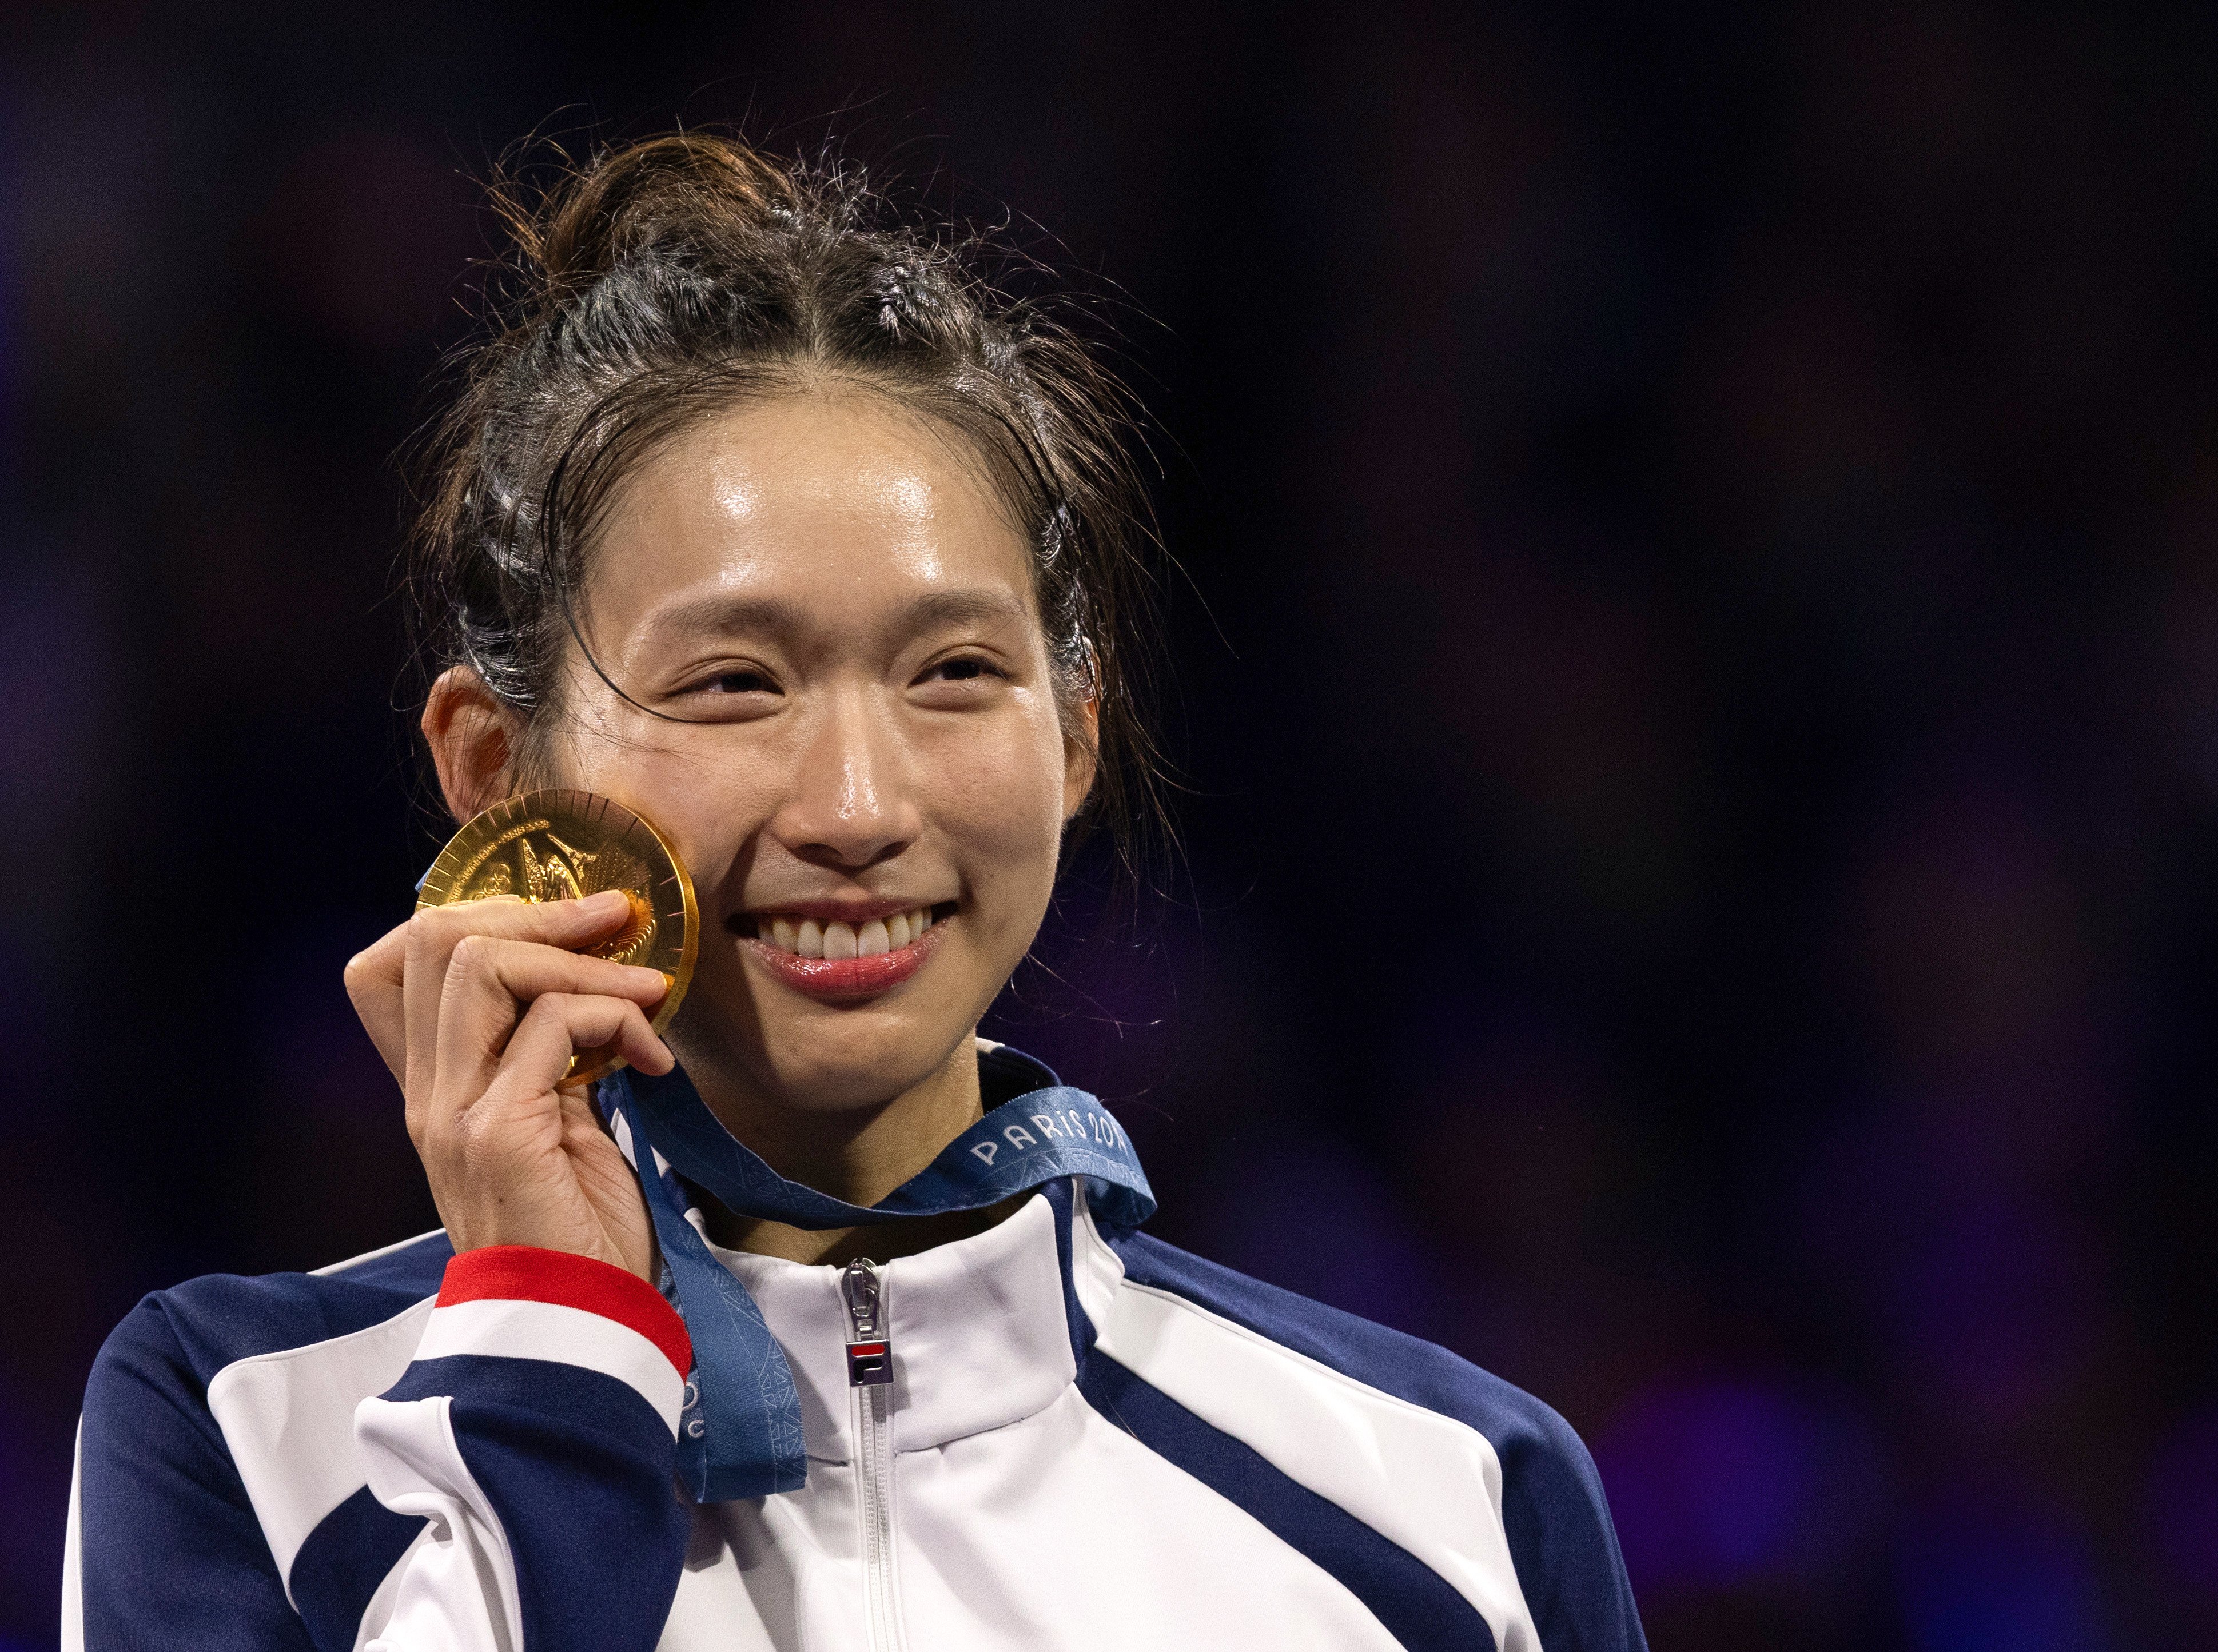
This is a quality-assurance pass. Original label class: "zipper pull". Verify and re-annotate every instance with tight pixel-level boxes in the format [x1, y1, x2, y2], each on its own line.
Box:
[842, 1257, 893, 1388]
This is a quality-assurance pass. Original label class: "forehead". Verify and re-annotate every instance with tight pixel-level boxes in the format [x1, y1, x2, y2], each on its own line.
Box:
[586, 388, 1036, 638]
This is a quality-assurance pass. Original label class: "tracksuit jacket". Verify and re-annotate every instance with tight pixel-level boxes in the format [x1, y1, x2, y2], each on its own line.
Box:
[66, 1079, 1648, 1650]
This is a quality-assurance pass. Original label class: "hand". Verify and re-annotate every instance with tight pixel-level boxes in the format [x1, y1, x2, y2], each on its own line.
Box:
[345, 890, 676, 1280]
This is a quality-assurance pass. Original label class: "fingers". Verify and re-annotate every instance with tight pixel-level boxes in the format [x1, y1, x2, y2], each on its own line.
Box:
[424, 992, 666, 1186]
[344, 924, 416, 1083]
[429, 936, 670, 1119]
[363, 884, 674, 1283]
[475, 992, 674, 1116]
[348, 889, 638, 1088]
[397, 890, 639, 1102]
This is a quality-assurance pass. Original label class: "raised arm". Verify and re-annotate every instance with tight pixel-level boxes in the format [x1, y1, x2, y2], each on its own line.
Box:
[331, 891, 692, 1651]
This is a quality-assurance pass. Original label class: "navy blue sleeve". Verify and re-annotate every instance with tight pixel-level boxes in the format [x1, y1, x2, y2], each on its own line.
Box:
[77, 1243, 690, 1652]
[1482, 1386, 1647, 1652]
[76, 1295, 318, 1650]
[369, 1357, 692, 1648]
[342, 1245, 695, 1652]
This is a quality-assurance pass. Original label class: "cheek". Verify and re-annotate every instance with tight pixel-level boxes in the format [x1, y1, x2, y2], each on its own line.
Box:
[926, 713, 1070, 891]
[548, 728, 777, 889]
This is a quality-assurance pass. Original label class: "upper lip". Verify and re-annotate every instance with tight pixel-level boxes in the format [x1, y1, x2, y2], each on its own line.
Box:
[738, 897, 944, 925]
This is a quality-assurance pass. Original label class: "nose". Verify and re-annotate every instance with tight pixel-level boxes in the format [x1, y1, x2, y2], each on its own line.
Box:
[769, 685, 922, 873]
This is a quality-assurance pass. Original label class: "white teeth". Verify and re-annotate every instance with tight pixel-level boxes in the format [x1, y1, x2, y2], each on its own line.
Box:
[758, 908, 941, 957]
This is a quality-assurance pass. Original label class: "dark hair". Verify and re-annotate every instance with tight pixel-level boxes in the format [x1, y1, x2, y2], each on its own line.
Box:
[408, 131, 1168, 885]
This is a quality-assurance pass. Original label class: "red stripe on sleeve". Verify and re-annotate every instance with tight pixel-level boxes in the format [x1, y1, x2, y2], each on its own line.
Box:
[439, 1246, 693, 1377]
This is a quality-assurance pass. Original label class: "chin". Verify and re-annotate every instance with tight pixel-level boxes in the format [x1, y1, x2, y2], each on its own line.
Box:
[670, 979, 981, 1116]
[759, 1019, 965, 1112]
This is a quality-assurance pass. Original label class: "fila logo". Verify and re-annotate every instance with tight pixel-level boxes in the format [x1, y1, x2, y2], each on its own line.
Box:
[846, 1340, 893, 1387]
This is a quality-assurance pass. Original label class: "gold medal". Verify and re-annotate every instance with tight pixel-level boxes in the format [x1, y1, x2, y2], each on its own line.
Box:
[417, 790, 698, 1083]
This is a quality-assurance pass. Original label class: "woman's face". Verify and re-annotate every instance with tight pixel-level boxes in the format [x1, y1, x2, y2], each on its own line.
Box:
[471, 390, 1090, 1112]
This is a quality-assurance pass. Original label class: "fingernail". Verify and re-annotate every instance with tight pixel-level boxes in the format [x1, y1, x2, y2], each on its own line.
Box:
[584, 889, 628, 910]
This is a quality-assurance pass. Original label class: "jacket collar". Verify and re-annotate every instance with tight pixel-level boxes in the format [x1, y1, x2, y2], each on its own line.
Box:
[692, 1188, 1084, 1462]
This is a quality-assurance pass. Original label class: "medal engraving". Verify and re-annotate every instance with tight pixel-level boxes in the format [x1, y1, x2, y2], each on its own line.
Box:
[417, 790, 698, 1083]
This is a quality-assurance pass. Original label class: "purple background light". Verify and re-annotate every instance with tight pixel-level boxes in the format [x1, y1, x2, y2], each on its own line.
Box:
[1596, 1377, 1888, 1599]
[1898, 1501, 2118, 1652]
[5, 3, 2216, 1647]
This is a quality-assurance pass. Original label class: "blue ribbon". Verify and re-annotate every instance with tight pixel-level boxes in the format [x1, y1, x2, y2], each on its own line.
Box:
[595, 1044, 1153, 1502]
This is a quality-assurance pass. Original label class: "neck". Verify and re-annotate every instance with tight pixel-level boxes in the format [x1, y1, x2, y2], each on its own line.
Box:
[673, 1032, 995, 1266]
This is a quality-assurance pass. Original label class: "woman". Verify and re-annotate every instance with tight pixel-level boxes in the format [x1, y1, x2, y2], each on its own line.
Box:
[67, 134, 1647, 1652]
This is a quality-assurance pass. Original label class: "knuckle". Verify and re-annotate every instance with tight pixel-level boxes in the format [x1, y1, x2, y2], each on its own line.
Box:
[452, 1102, 502, 1164]
[455, 1128, 498, 1180]
[345, 933, 405, 996]
[452, 935, 520, 989]
[403, 909, 451, 963]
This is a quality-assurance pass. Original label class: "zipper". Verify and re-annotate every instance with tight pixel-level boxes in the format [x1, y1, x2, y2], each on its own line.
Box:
[842, 1258, 905, 1651]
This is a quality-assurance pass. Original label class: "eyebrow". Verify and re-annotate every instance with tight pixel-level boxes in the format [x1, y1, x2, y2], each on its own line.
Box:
[900, 589, 1031, 630]
[648, 592, 811, 639]
[647, 586, 1029, 641]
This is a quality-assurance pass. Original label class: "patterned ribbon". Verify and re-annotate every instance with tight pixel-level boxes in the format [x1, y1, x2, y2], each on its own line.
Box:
[595, 1044, 1153, 1502]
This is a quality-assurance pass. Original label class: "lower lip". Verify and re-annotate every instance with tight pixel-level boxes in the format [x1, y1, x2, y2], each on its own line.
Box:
[743, 920, 945, 1000]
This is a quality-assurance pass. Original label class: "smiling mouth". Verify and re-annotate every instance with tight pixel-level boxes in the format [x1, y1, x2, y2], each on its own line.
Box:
[728, 904, 955, 999]
[744, 905, 950, 960]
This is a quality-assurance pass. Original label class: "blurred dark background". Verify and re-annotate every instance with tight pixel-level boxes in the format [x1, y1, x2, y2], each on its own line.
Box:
[6, 2, 2217, 1647]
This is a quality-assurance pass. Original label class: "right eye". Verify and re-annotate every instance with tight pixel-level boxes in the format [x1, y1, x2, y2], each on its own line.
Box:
[674, 664, 785, 716]
[703, 669, 776, 695]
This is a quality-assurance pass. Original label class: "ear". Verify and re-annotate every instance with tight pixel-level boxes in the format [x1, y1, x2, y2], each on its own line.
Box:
[423, 665, 523, 823]
[1061, 694, 1101, 824]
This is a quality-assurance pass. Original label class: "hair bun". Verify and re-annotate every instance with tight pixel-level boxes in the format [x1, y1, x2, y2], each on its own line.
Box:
[505, 133, 797, 292]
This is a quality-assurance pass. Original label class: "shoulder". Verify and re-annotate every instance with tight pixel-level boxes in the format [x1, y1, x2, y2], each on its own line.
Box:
[1110, 1228, 1587, 1466]
[89, 1229, 452, 1407]
[74, 1234, 450, 1649]
[82, 1230, 454, 1561]
[1076, 1207, 1647, 1652]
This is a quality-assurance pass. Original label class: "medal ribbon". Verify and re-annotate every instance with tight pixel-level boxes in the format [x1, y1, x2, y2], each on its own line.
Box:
[594, 1044, 1153, 1502]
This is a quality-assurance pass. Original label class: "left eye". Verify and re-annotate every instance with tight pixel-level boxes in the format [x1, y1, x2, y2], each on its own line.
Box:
[922, 657, 1001, 683]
